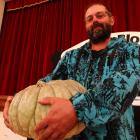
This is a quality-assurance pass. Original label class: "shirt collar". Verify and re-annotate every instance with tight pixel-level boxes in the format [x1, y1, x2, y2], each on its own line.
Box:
[83, 37, 125, 53]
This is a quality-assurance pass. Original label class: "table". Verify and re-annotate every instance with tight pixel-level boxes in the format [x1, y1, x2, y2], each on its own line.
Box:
[0, 112, 26, 140]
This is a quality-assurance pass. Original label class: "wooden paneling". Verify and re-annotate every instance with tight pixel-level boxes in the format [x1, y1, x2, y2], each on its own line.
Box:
[0, 95, 8, 111]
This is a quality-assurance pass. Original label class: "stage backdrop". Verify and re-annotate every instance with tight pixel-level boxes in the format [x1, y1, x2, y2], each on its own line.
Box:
[0, 0, 140, 96]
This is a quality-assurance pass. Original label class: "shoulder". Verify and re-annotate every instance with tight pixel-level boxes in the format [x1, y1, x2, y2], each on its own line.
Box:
[110, 37, 140, 52]
[61, 42, 90, 59]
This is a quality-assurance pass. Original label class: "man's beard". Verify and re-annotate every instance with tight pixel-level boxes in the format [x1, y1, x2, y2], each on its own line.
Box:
[87, 22, 112, 44]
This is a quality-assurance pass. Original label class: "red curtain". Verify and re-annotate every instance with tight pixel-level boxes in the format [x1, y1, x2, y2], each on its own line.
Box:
[0, 0, 140, 96]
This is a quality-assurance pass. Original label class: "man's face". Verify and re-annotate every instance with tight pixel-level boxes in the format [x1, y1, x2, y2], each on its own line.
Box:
[85, 5, 114, 44]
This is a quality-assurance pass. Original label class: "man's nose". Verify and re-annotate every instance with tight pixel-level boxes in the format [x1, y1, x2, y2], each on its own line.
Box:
[92, 15, 99, 23]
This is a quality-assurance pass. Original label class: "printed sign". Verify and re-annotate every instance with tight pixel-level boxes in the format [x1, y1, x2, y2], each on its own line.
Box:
[111, 32, 140, 45]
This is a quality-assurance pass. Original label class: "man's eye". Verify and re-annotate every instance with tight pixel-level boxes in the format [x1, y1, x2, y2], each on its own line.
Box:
[86, 16, 93, 22]
[96, 14, 105, 18]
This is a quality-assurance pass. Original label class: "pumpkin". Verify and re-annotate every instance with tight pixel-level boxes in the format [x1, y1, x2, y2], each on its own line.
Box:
[9, 80, 86, 139]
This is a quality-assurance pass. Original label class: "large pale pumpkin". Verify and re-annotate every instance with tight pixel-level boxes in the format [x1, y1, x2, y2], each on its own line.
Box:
[9, 80, 86, 139]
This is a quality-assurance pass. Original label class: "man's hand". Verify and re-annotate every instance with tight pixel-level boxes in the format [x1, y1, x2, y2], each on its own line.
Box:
[3, 96, 13, 129]
[35, 97, 78, 140]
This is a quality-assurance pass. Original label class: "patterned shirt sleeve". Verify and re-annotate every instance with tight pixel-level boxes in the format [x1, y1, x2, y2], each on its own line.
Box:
[70, 45, 140, 128]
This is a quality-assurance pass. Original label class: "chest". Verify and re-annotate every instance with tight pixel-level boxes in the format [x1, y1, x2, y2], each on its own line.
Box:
[67, 50, 131, 87]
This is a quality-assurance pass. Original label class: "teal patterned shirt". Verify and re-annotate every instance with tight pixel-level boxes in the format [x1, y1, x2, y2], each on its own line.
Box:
[41, 37, 140, 140]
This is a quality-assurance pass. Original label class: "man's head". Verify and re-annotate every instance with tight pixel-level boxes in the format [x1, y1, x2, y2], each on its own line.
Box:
[85, 3, 114, 44]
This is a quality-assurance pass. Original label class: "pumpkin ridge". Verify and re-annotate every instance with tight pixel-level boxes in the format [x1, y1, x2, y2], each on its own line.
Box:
[66, 80, 86, 93]
[49, 84, 57, 97]
[16, 87, 30, 135]
[50, 81, 71, 99]
[33, 85, 41, 127]
[62, 81, 75, 97]
[64, 80, 81, 96]
[17, 92, 25, 134]
[33, 84, 55, 139]
[28, 85, 41, 138]
[28, 85, 41, 137]
[67, 80, 79, 93]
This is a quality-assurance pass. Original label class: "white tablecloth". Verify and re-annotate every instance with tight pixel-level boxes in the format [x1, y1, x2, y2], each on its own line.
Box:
[0, 112, 26, 140]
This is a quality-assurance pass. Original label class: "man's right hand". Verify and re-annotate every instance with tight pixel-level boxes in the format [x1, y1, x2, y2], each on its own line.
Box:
[3, 96, 13, 129]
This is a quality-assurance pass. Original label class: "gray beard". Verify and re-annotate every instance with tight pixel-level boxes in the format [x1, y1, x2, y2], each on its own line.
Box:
[87, 23, 112, 44]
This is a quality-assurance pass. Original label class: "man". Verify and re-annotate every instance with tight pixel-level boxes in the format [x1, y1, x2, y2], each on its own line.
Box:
[4, 3, 140, 140]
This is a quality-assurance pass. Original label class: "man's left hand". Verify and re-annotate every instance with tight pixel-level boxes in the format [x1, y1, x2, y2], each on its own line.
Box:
[34, 97, 78, 140]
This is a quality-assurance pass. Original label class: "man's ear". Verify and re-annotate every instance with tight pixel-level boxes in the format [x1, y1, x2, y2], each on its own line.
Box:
[110, 16, 115, 26]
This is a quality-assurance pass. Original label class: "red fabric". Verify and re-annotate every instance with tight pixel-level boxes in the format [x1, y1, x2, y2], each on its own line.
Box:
[1, 0, 140, 95]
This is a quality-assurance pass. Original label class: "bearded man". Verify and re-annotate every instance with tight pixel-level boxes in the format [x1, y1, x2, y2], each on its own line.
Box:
[4, 3, 140, 140]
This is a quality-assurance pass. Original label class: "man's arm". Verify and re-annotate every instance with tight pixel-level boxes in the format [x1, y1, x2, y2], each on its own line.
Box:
[71, 67, 140, 127]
